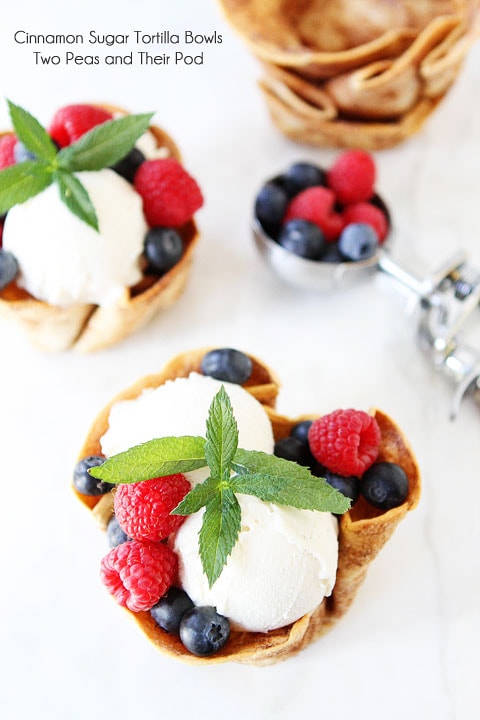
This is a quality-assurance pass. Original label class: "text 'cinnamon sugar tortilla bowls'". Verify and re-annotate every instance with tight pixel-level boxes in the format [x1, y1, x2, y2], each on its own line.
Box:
[73, 347, 421, 666]
[218, 0, 480, 149]
[0, 103, 202, 352]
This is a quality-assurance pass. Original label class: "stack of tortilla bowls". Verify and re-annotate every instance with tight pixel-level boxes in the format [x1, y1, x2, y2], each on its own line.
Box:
[218, 0, 480, 149]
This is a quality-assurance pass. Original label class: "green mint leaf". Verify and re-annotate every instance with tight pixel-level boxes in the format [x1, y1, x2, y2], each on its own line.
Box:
[54, 171, 99, 231]
[171, 475, 219, 515]
[232, 448, 351, 514]
[89, 435, 207, 484]
[205, 386, 238, 482]
[57, 112, 155, 172]
[0, 161, 53, 214]
[7, 100, 58, 162]
[199, 488, 241, 588]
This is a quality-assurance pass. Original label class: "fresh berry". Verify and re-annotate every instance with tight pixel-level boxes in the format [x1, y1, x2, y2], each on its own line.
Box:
[134, 158, 203, 227]
[110, 148, 145, 184]
[338, 223, 378, 261]
[284, 186, 344, 242]
[278, 219, 326, 259]
[323, 469, 361, 503]
[308, 409, 381, 477]
[343, 202, 388, 242]
[327, 150, 376, 204]
[290, 420, 313, 444]
[106, 515, 131, 548]
[283, 161, 326, 197]
[0, 134, 17, 169]
[48, 104, 113, 148]
[144, 227, 184, 272]
[14, 141, 36, 163]
[73, 455, 112, 496]
[361, 461, 409, 510]
[114, 475, 190, 543]
[274, 436, 313, 466]
[100, 540, 177, 612]
[179, 606, 230, 656]
[201, 348, 253, 384]
[254, 181, 289, 235]
[0, 250, 19, 290]
[321, 244, 343, 263]
[150, 587, 194, 633]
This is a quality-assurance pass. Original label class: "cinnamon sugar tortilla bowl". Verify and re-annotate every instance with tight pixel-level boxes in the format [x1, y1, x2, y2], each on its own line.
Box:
[218, 0, 475, 78]
[0, 104, 200, 352]
[218, 0, 480, 149]
[75, 348, 421, 666]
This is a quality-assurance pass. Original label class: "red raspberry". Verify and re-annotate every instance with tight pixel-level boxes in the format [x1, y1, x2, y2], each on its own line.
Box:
[114, 474, 190, 542]
[343, 202, 389, 243]
[327, 150, 376, 205]
[100, 540, 177, 612]
[309, 409, 381, 477]
[134, 158, 204, 227]
[0, 134, 17, 169]
[48, 104, 113, 148]
[283, 186, 344, 242]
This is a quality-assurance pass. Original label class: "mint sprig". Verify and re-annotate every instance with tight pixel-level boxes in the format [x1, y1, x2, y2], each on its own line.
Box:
[89, 435, 207, 484]
[54, 170, 98, 231]
[0, 161, 54, 215]
[90, 387, 351, 587]
[57, 112, 153, 171]
[7, 100, 58, 162]
[200, 488, 241, 589]
[0, 100, 154, 230]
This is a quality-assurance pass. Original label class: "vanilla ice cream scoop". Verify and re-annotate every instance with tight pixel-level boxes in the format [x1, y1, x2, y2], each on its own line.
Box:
[136, 130, 170, 160]
[101, 373, 275, 485]
[100, 373, 339, 632]
[3, 168, 147, 307]
[174, 495, 338, 632]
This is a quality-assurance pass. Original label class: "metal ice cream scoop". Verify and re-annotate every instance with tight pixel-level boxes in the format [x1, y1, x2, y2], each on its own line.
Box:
[379, 249, 480, 419]
[254, 219, 480, 418]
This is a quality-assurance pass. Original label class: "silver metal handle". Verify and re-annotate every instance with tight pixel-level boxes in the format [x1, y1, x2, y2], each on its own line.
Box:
[378, 249, 480, 418]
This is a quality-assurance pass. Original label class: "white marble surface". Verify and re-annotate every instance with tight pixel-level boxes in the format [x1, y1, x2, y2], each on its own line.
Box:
[1, 2, 479, 719]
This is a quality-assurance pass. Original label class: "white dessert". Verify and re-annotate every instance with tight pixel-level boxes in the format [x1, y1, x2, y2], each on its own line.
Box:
[101, 373, 339, 633]
[3, 169, 147, 307]
[136, 130, 170, 160]
[174, 494, 338, 632]
[101, 373, 274, 486]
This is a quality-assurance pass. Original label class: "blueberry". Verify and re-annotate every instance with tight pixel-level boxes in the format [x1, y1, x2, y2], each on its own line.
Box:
[290, 420, 313, 444]
[255, 182, 289, 236]
[321, 244, 343, 264]
[338, 223, 378, 262]
[361, 462, 409, 510]
[311, 461, 329, 478]
[106, 515, 130, 548]
[274, 436, 313, 466]
[179, 606, 230, 656]
[324, 470, 360, 503]
[0, 250, 19, 290]
[14, 141, 36, 163]
[283, 162, 326, 197]
[150, 587, 194, 634]
[144, 227, 183, 272]
[73, 455, 113, 496]
[200, 348, 252, 384]
[110, 148, 145, 184]
[278, 219, 326, 260]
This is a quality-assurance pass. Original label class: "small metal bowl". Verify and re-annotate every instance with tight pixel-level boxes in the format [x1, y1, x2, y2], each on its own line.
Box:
[253, 193, 391, 292]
